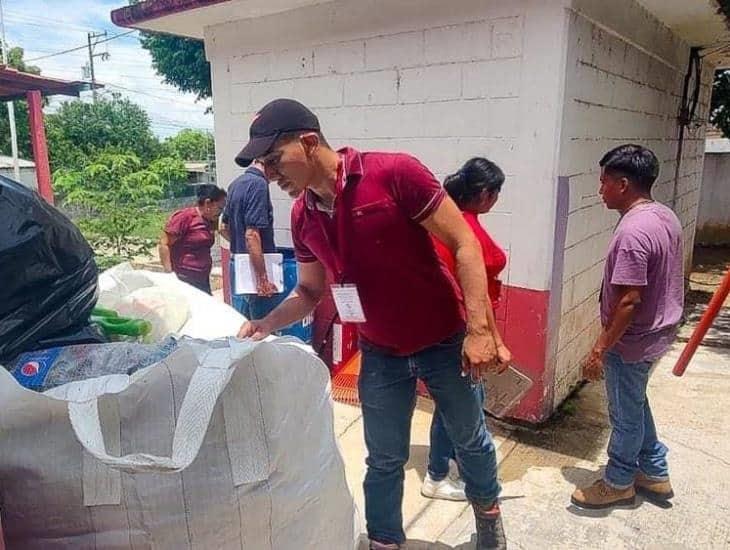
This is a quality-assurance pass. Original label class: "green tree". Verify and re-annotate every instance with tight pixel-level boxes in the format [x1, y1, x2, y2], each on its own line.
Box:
[46, 94, 161, 172]
[129, 0, 210, 102]
[0, 47, 42, 160]
[148, 156, 189, 197]
[710, 69, 730, 139]
[162, 128, 214, 161]
[55, 151, 164, 260]
[139, 33, 211, 102]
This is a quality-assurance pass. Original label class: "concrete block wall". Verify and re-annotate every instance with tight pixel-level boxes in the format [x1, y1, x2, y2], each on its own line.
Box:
[696, 151, 730, 245]
[552, 0, 715, 404]
[206, 0, 570, 296]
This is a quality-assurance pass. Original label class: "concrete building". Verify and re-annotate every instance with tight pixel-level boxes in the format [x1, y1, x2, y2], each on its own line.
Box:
[697, 128, 730, 245]
[112, 0, 730, 422]
[0, 156, 37, 190]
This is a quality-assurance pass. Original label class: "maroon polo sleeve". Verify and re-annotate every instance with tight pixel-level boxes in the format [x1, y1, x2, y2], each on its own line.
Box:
[164, 208, 191, 237]
[391, 154, 446, 223]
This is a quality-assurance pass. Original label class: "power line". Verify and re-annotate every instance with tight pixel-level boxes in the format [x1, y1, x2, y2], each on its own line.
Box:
[4, 10, 97, 32]
[25, 30, 135, 62]
[4, 16, 94, 33]
[94, 88, 209, 112]
[104, 82, 209, 109]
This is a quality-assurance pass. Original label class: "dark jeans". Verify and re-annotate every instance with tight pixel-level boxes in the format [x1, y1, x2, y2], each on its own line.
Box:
[604, 351, 669, 488]
[428, 384, 486, 480]
[359, 332, 501, 545]
[177, 273, 211, 295]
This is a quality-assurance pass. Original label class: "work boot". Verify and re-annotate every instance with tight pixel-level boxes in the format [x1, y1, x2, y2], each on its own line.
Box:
[421, 472, 467, 501]
[473, 501, 507, 549]
[635, 472, 674, 501]
[571, 479, 636, 510]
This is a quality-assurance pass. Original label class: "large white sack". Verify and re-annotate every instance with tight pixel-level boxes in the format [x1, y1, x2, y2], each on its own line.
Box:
[0, 337, 356, 549]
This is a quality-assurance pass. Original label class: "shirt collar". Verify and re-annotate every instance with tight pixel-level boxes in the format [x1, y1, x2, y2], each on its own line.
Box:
[246, 165, 265, 178]
[304, 147, 364, 210]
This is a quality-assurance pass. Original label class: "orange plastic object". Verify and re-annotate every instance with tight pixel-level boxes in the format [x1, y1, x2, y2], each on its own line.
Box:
[673, 268, 730, 376]
[331, 351, 361, 406]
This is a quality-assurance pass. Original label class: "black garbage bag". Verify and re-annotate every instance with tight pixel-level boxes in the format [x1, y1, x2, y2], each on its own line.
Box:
[0, 176, 100, 363]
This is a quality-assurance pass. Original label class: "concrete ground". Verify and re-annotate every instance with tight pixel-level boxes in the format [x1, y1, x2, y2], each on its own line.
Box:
[336, 247, 730, 549]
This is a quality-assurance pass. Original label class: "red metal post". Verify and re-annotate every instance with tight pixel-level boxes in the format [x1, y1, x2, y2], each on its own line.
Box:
[673, 268, 730, 376]
[221, 246, 232, 305]
[26, 90, 54, 205]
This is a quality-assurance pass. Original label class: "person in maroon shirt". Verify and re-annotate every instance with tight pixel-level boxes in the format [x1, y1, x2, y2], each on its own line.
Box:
[159, 184, 227, 294]
[236, 99, 508, 550]
[424, 158, 512, 502]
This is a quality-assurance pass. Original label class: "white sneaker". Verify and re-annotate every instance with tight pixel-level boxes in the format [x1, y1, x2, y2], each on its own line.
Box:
[421, 472, 467, 501]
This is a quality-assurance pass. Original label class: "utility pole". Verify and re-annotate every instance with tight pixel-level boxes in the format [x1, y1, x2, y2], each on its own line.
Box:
[0, 0, 20, 181]
[86, 31, 108, 103]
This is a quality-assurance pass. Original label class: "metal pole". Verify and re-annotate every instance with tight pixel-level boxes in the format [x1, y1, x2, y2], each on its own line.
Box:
[87, 32, 97, 103]
[0, 0, 20, 181]
[26, 90, 53, 204]
[6, 99, 19, 181]
[673, 268, 730, 376]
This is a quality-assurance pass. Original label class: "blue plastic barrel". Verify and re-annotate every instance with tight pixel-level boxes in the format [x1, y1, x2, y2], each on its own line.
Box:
[275, 248, 313, 344]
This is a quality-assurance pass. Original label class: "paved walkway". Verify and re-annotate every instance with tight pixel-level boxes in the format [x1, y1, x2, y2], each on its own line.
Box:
[337, 340, 730, 549]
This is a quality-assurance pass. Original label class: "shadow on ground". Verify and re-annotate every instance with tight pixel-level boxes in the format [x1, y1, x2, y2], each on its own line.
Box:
[497, 382, 611, 484]
[404, 537, 476, 549]
[358, 537, 478, 550]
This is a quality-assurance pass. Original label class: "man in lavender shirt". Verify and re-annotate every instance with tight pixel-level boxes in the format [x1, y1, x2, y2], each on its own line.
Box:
[571, 144, 683, 510]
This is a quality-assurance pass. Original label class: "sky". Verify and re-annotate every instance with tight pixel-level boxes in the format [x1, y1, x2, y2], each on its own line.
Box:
[2, 0, 214, 138]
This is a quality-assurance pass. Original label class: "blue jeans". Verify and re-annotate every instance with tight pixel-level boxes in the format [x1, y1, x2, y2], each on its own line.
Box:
[604, 350, 669, 489]
[359, 332, 501, 545]
[230, 260, 284, 320]
[428, 384, 486, 480]
[232, 293, 282, 320]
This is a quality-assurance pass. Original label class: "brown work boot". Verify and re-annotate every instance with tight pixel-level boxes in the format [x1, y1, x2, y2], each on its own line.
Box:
[635, 472, 674, 501]
[571, 479, 636, 510]
[473, 501, 507, 549]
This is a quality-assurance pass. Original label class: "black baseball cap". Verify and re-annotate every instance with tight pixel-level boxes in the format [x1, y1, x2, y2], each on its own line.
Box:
[235, 98, 320, 167]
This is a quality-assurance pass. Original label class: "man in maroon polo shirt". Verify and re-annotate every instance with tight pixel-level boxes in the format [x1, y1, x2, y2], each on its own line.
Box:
[237, 99, 508, 550]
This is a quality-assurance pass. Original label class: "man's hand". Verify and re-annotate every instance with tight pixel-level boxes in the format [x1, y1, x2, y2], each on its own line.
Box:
[495, 343, 512, 374]
[462, 330, 499, 380]
[237, 318, 273, 341]
[256, 278, 278, 297]
[584, 344, 606, 381]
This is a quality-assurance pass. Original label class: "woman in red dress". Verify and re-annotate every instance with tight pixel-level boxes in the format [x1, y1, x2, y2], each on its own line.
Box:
[422, 157, 513, 502]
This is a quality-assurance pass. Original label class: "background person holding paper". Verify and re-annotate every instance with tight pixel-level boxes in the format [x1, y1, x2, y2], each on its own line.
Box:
[423, 157, 511, 503]
[235, 99, 508, 550]
[220, 158, 282, 320]
[159, 184, 227, 294]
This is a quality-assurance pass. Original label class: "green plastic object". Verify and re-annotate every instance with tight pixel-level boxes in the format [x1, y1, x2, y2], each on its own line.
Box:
[91, 307, 152, 340]
[91, 307, 119, 319]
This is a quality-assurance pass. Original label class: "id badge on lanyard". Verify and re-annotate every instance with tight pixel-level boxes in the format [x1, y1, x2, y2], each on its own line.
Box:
[331, 284, 366, 323]
[325, 158, 367, 323]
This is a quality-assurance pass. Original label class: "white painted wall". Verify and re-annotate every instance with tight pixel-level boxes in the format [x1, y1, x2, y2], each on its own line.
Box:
[202, 0, 716, 414]
[552, 0, 715, 403]
[0, 167, 38, 190]
[696, 151, 730, 245]
[205, 0, 571, 291]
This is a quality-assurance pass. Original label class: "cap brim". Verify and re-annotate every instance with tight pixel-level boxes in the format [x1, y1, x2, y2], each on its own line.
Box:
[234, 134, 277, 167]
